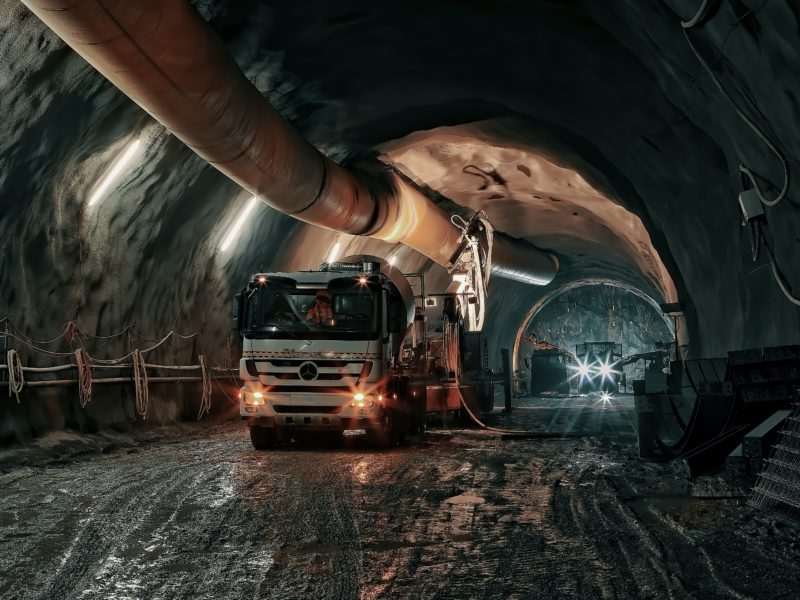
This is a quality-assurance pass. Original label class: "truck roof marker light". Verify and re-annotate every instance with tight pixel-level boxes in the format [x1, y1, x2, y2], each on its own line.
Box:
[220, 196, 258, 251]
[87, 138, 142, 206]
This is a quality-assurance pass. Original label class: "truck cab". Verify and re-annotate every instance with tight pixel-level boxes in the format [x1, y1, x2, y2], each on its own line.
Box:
[233, 258, 422, 448]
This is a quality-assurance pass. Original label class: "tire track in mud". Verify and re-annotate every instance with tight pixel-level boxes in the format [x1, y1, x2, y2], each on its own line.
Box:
[0, 410, 792, 600]
[41, 462, 206, 598]
[2, 462, 165, 599]
[548, 450, 750, 600]
[624, 501, 752, 600]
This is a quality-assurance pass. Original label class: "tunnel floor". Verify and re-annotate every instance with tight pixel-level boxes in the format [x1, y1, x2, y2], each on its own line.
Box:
[1, 395, 798, 599]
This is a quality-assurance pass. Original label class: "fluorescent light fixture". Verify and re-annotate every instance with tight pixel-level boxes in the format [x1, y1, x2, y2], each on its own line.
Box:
[220, 196, 258, 251]
[327, 241, 341, 263]
[87, 139, 142, 206]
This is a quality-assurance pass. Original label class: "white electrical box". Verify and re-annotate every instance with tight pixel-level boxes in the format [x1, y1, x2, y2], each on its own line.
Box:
[739, 189, 764, 224]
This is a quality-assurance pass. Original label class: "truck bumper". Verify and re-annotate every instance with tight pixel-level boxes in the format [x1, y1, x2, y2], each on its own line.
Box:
[245, 414, 382, 431]
[241, 388, 385, 431]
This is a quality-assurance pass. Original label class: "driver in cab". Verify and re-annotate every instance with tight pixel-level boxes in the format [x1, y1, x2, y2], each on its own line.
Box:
[306, 290, 334, 326]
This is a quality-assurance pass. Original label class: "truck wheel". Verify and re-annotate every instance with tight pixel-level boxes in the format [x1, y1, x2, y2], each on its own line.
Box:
[249, 425, 275, 450]
[369, 409, 406, 448]
[393, 409, 410, 446]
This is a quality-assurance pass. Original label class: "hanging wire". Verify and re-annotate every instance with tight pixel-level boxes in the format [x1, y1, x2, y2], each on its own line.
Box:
[758, 223, 800, 306]
[682, 9, 789, 208]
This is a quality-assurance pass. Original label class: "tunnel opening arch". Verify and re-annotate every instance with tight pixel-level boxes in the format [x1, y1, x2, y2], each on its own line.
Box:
[511, 278, 680, 373]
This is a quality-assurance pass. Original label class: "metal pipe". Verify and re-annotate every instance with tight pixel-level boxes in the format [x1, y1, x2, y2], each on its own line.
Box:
[21, 0, 557, 284]
[492, 234, 558, 286]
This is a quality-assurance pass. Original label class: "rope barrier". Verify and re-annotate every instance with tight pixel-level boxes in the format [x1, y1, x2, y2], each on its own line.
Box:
[197, 354, 212, 420]
[132, 349, 150, 419]
[75, 348, 93, 408]
[0, 318, 244, 419]
[7, 349, 24, 403]
[0, 318, 242, 420]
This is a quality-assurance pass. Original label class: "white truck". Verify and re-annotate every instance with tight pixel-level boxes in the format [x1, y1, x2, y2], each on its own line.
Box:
[232, 257, 429, 448]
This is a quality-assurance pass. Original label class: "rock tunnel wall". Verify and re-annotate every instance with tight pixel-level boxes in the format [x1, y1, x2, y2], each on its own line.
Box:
[1, 0, 799, 440]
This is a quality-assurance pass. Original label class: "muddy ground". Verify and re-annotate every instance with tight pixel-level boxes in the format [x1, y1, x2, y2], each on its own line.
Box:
[1, 395, 798, 599]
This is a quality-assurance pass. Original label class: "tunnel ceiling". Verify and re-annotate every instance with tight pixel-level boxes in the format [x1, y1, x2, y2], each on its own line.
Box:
[379, 119, 677, 303]
[1, 0, 800, 363]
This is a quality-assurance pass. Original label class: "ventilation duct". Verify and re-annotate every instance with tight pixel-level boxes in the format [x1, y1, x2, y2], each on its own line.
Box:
[22, 0, 557, 286]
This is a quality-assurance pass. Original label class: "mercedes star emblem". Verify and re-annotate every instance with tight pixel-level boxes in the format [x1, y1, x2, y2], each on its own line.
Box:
[298, 361, 318, 381]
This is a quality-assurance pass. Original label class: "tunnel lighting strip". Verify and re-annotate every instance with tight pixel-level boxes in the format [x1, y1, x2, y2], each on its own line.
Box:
[220, 196, 258, 251]
[87, 139, 142, 206]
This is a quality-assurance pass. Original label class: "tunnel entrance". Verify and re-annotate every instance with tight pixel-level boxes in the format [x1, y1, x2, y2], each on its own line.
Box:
[512, 280, 675, 392]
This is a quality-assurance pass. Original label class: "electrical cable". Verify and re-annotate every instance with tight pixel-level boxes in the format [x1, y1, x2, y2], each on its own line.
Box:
[683, 17, 790, 208]
[749, 220, 761, 262]
[681, 0, 715, 29]
[758, 223, 800, 306]
[456, 386, 585, 438]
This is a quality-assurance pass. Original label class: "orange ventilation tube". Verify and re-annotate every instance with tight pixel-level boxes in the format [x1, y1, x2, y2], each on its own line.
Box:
[22, 0, 557, 285]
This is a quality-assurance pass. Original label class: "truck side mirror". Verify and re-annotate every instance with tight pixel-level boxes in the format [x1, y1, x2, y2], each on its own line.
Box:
[232, 294, 242, 333]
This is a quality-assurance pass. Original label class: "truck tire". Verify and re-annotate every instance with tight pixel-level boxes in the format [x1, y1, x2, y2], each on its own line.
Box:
[369, 408, 406, 448]
[249, 425, 275, 450]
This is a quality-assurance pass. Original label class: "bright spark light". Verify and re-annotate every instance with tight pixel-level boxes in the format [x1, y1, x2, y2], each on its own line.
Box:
[595, 357, 620, 383]
[599, 391, 613, 408]
[87, 138, 141, 206]
[570, 357, 594, 385]
[220, 196, 258, 251]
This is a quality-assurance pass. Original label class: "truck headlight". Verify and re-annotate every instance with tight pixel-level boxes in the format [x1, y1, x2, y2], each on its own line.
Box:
[244, 391, 265, 406]
[351, 392, 375, 407]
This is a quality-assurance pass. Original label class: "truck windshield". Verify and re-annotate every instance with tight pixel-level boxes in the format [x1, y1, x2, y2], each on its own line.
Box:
[244, 281, 379, 340]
